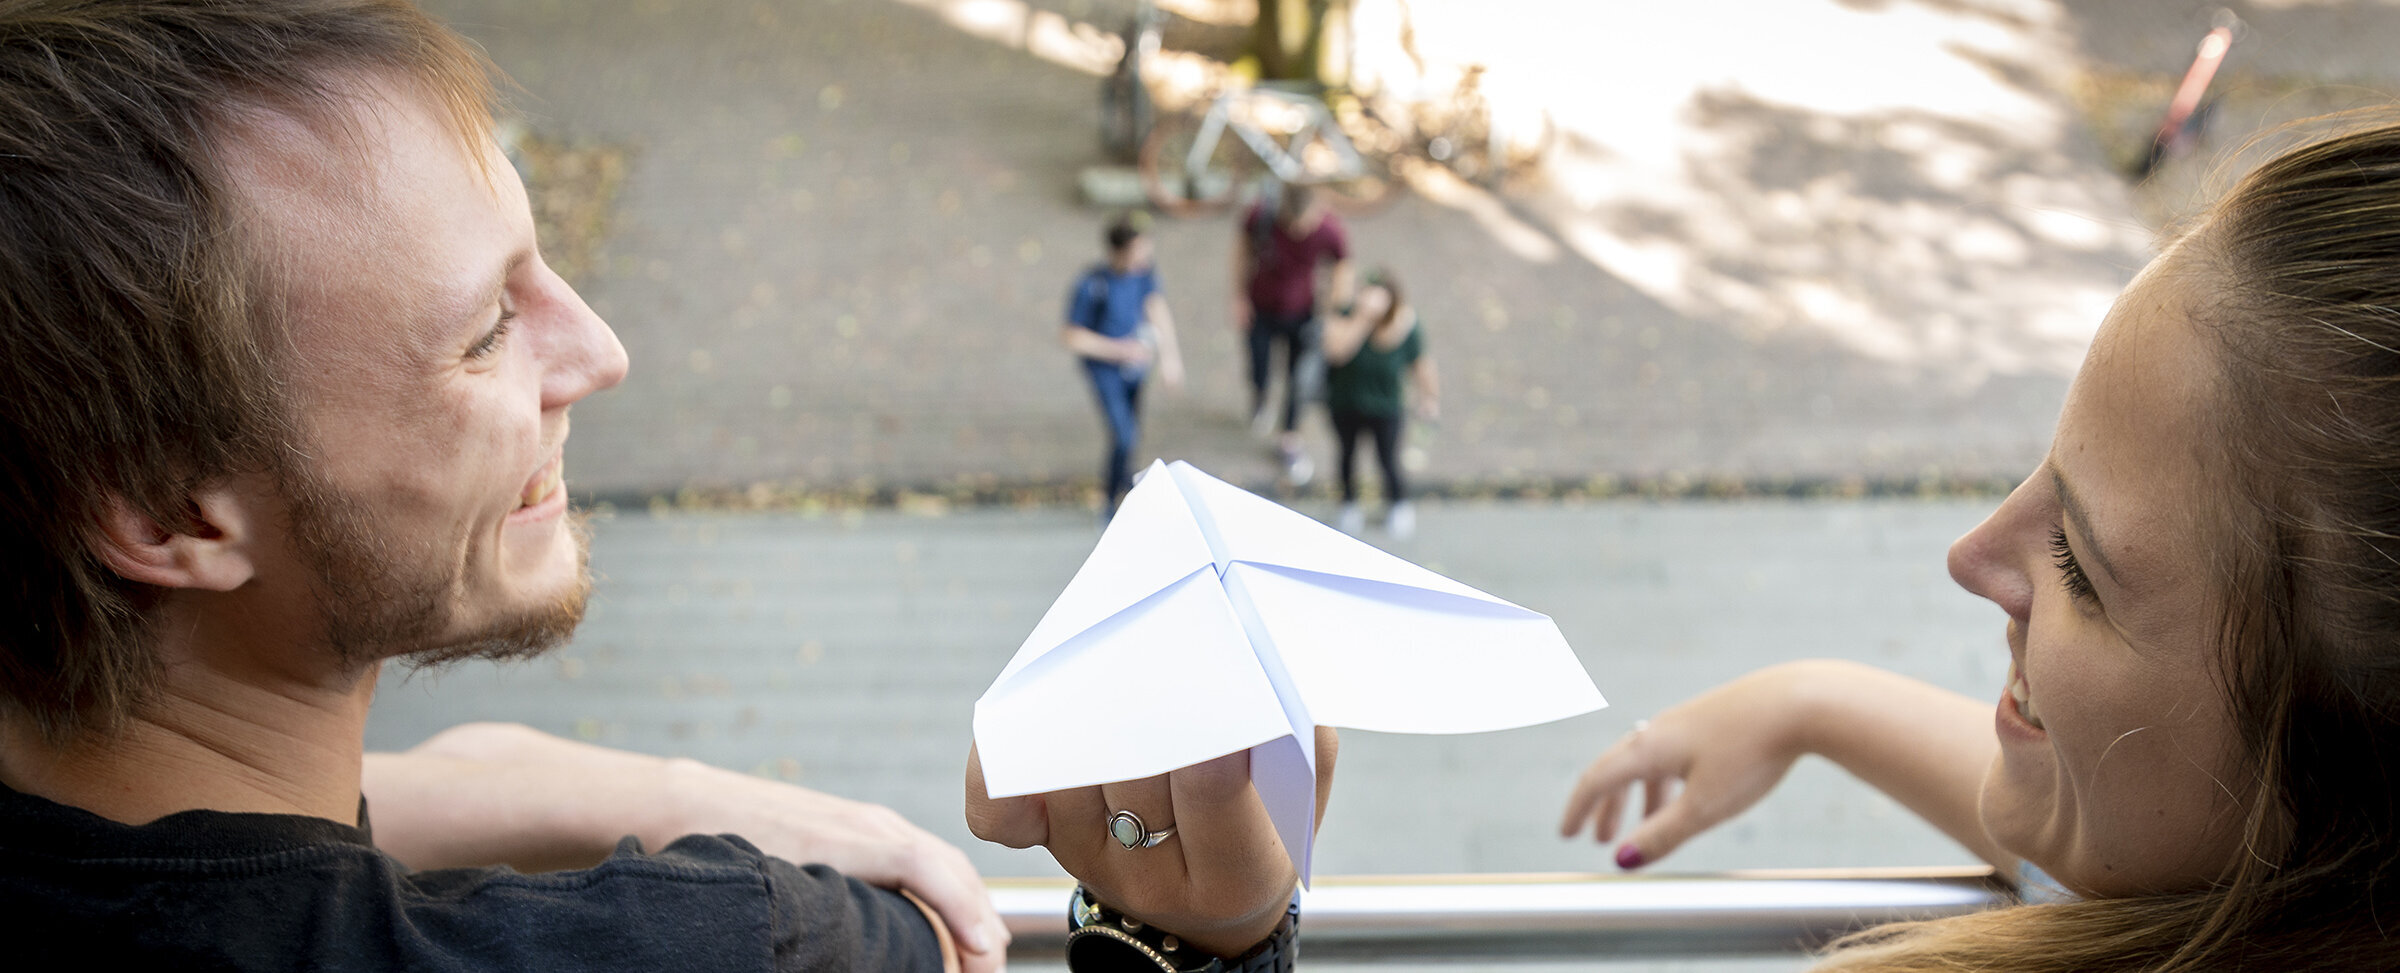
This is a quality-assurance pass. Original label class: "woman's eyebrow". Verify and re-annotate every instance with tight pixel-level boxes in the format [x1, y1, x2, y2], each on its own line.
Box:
[2051, 467, 2127, 586]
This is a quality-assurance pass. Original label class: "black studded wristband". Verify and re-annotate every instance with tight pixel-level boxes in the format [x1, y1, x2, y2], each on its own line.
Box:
[1065, 885, 1298, 973]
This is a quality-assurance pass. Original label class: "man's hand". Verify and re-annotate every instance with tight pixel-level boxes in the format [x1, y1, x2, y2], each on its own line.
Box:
[656, 758, 1009, 971]
[965, 727, 1337, 959]
[1230, 296, 1252, 334]
[1114, 337, 1153, 367]
[368, 723, 1009, 972]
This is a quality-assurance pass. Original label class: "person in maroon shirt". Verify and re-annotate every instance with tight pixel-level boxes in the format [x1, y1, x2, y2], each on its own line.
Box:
[1233, 183, 1354, 485]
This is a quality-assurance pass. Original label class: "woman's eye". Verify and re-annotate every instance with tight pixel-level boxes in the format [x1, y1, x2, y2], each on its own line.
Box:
[2049, 526, 2098, 604]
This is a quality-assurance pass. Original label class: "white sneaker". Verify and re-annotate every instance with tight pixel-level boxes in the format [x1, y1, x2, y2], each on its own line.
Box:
[1283, 449, 1314, 487]
[1335, 503, 1365, 534]
[1386, 501, 1416, 540]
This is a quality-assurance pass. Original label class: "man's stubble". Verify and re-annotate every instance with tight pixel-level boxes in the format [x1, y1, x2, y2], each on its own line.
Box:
[278, 463, 591, 672]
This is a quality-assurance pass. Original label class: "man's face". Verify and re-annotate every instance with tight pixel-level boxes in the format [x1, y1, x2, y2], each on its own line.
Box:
[1113, 235, 1152, 272]
[219, 77, 627, 664]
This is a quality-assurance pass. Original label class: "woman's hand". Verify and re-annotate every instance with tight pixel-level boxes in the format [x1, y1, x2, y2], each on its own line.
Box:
[965, 727, 1337, 959]
[1559, 660, 2011, 874]
[1557, 665, 1817, 869]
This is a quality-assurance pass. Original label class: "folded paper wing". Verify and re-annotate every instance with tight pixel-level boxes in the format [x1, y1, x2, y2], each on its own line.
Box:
[974, 461, 1605, 881]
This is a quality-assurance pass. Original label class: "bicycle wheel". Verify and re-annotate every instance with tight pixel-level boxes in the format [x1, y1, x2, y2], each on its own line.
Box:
[1140, 111, 1249, 216]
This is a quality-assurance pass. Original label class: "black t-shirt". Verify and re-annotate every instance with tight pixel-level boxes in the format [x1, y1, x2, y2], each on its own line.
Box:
[0, 779, 943, 971]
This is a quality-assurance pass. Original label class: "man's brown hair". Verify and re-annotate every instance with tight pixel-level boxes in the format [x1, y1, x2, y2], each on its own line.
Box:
[0, 0, 498, 738]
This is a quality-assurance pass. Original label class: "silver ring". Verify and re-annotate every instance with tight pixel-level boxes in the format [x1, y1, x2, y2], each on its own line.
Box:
[1109, 809, 1176, 850]
[1631, 719, 1652, 737]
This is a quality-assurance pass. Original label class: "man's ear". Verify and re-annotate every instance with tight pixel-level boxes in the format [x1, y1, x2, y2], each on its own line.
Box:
[92, 486, 260, 592]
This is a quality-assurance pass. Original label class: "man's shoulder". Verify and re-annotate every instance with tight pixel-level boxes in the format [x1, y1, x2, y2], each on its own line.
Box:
[1073, 263, 1115, 294]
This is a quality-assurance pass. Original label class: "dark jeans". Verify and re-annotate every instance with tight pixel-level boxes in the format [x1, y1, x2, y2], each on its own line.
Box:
[1084, 360, 1145, 514]
[1332, 409, 1405, 503]
[1247, 308, 1318, 434]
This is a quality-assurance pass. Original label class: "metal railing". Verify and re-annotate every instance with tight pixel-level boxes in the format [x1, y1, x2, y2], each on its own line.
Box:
[991, 867, 2012, 960]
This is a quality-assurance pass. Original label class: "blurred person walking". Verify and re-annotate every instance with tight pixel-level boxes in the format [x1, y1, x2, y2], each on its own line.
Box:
[1235, 182, 1354, 486]
[1322, 269, 1437, 539]
[1064, 215, 1183, 521]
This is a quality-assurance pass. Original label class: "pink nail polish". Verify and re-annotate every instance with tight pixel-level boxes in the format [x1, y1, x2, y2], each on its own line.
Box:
[1614, 844, 1645, 870]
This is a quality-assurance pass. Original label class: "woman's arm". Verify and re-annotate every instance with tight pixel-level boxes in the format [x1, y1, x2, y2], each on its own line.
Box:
[1406, 325, 1439, 418]
[1559, 660, 2012, 875]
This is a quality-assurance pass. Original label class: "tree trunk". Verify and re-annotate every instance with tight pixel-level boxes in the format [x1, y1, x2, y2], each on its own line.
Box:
[1252, 0, 1336, 84]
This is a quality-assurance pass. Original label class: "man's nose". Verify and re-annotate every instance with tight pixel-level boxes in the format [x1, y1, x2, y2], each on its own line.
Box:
[537, 269, 629, 410]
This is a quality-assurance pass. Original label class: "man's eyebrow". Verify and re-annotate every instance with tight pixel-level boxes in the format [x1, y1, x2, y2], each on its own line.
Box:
[2051, 467, 2126, 586]
[438, 249, 533, 331]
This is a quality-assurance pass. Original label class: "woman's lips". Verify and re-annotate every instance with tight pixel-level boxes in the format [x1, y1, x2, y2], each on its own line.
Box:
[2002, 662, 2046, 733]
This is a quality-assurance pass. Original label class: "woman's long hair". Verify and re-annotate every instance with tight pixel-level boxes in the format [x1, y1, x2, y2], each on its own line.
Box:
[1815, 121, 2400, 972]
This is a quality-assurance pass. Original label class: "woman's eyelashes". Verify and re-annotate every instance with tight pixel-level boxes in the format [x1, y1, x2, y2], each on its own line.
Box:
[2049, 525, 2098, 604]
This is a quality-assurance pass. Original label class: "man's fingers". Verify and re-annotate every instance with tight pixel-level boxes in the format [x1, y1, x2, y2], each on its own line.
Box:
[904, 840, 1010, 959]
[964, 745, 1047, 849]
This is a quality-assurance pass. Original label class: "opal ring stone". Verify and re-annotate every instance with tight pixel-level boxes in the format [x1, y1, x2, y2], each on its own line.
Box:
[1108, 809, 1176, 850]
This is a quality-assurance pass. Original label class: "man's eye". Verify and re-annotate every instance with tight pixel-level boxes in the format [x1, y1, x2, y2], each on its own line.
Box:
[467, 312, 516, 360]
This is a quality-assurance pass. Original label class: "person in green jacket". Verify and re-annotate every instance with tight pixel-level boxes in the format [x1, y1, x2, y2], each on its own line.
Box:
[1322, 269, 1440, 539]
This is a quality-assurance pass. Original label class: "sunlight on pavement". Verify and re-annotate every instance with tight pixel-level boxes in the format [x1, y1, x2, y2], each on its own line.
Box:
[888, 0, 1122, 75]
[1359, 0, 2145, 383]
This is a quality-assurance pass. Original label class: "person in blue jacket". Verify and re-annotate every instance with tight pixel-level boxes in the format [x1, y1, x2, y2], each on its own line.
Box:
[1063, 215, 1184, 520]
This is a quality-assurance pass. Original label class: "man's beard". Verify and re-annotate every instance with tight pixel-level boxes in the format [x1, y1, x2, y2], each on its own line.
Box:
[278, 468, 591, 671]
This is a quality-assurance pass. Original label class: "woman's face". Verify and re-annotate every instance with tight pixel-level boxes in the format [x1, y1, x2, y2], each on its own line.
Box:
[1352, 284, 1392, 322]
[1947, 246, 2254, 896]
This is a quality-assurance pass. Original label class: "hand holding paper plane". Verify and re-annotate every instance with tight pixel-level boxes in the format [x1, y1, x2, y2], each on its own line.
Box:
[973, 460, 1606, 881]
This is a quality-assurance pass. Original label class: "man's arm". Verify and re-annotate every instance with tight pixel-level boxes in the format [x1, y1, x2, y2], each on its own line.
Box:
[1326, 258, 1356, 313]
[1320, 303, 1374, 366]
[365, 722, 1001, 972]
[1144, 292, 1184, 389]
[1061, 323, 1145, 363]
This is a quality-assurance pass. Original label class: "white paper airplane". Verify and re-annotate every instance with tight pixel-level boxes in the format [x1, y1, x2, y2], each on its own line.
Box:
[972, 460, 1606, 881]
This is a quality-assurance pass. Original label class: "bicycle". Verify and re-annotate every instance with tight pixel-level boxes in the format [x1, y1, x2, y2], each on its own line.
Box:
[1402, 64, 1553, 190]
[1138, 83, 1402, 217]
